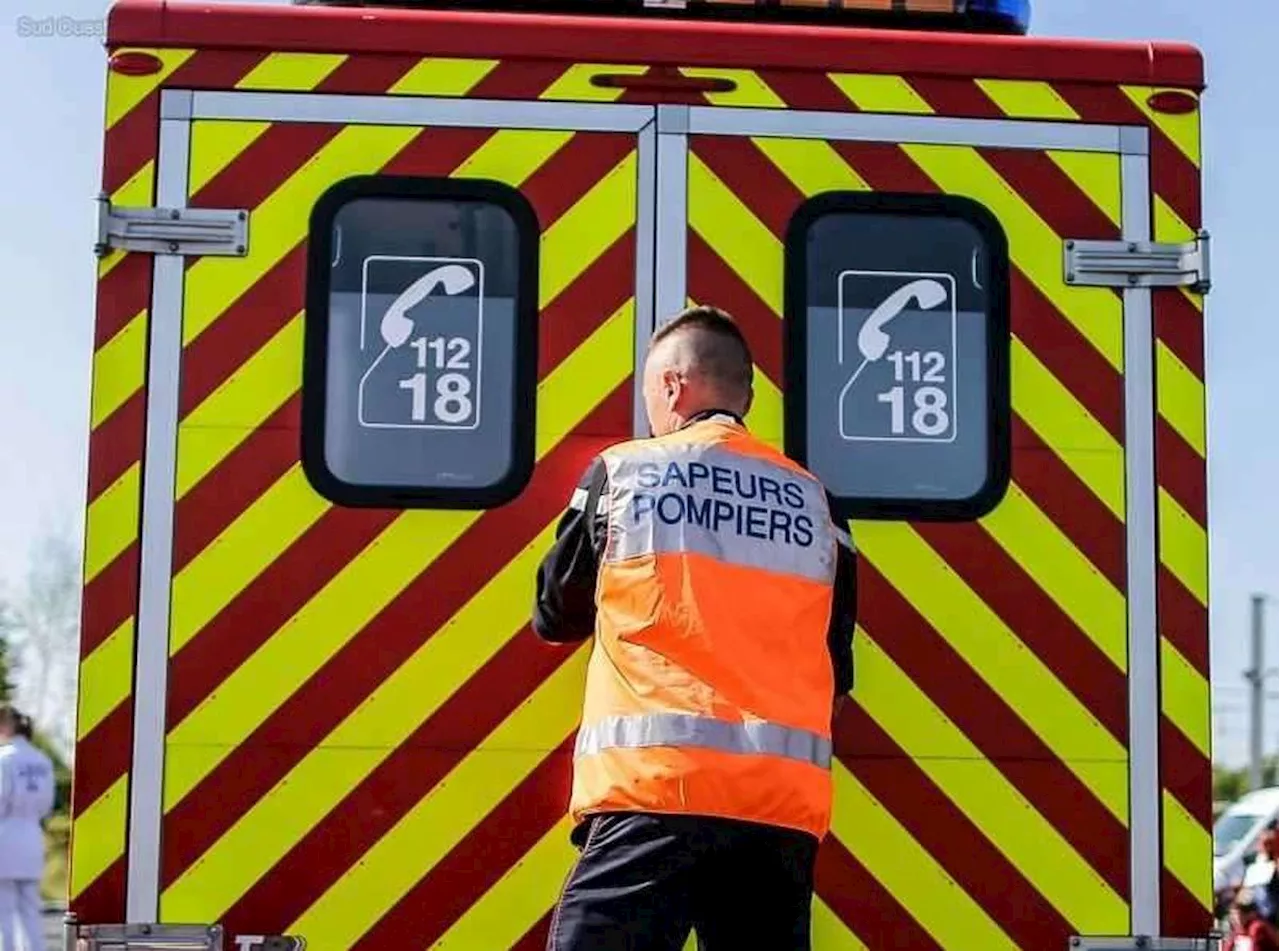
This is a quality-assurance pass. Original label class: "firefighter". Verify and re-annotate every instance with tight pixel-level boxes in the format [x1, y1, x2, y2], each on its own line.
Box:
[0, 704, 55, 951]
[533, 305, 856, 950]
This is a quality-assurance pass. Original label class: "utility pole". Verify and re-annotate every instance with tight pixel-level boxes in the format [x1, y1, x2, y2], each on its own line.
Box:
[1246, 594, 1265, 791]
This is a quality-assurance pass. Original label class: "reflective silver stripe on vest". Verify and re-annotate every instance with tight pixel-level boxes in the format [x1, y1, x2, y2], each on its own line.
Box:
[575, 713, 833, 769]
[601, 443, 838, 584]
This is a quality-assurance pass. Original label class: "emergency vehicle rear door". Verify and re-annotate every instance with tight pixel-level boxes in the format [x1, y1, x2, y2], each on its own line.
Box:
[656, 97, 1168, 944]
[124, 87, 659, 942]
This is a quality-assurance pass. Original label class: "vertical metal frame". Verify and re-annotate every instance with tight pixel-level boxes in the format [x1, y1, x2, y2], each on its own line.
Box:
[654, 105, 690, 327]
[127, 91, 191, 922]
[633, 117, 658, 436]
[1120, 124, 1161, 935]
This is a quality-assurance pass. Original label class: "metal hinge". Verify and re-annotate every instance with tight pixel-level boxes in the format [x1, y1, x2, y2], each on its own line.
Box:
[1063, 230, 1210, 294]
[95, 194, 249, 258]
[69, 921, 224, 950]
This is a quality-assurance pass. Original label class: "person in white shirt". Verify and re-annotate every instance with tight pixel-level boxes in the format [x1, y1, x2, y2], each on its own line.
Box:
[0, 705, 54, 951]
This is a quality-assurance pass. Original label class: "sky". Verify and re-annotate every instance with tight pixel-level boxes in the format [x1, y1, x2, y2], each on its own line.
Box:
[0, 0, 1275, 767]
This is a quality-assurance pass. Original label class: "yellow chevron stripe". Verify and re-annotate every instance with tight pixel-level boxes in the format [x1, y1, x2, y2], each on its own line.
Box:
[857, 633, 1128, 931]
[680, 67, 786, 108]
[1159, 489, 1208, 604]
[453, 129, 571, 192]
[161, 517, 556, 920]
[69, 774, 128, 899]
[980, 482, 1127, 671]
[84, 463, 140, 582]
[1013, 338, 1126, 520]
[235, 52, 346, 91]
[1163, 790, 1213, 904]
[1046, 150, 1122, 227]
[164, 301, 630, 811]
[1154, 194, 1196, 245]
[189, 120, 270, 198]
[1161, 638, 1210, 756]
[1157, 340, 1206, 457]
[90, 310, 147, 429]
[540, 63, 644, 102]
[285, 648, 590, 946]
[105, 47, 193, 129]
[745, 371, 783, 450]
[183, 126, 421, 346]
[976, 79, 1079, 120]
[829, 74, 931, 114]
[541, 151, 638, 308]
[167, 466, 329, 659]
[1122, 86, 1201, 166]
[174, 314, 303, 499]
[688, 153, 781, 313]
[389, 57, 498, 96]
[431, 814, 577, 949]
[902, 143, 1123, 370]
[831, 763, 1016, 948]
[76, 619, 134, 741]
[856, 521, 1128, 820]
[752, 136, 869, 197]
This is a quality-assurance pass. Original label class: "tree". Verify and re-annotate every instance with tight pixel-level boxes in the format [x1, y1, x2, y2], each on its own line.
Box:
[0, 527, 82, 759]
[0, 614, 13, 703]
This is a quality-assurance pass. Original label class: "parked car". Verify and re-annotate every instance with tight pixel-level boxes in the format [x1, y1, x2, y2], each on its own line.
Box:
[1216, 787, 1280, 896]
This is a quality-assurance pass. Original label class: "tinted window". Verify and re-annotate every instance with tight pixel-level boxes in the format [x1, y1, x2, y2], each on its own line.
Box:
[784, 192, 1010, 521]
[303, 176, 537, 508]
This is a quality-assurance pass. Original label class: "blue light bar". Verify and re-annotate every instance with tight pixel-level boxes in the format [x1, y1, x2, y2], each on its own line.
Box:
[965, 0, 1031, 34]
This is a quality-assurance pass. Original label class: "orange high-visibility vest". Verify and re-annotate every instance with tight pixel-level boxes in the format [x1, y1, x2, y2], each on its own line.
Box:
[570, 413, 848, 841]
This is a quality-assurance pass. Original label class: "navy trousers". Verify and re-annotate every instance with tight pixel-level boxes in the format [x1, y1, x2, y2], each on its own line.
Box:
[547, 812, 819, 951]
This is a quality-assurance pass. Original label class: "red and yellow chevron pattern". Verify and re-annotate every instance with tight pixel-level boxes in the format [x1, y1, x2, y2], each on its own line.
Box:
[73, 47, 1210, 949]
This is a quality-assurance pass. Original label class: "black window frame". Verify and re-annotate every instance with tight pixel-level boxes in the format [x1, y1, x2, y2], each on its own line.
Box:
[301, 174, 539, 510]
[782, 190, 1012, 522]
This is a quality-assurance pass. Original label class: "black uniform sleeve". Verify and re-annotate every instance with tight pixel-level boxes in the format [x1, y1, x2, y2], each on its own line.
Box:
[532, 457, 608, 644]
[827, 498, 857, 698]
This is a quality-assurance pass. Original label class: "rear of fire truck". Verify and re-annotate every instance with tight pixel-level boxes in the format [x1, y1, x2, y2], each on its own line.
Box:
[73, 0, 1214, 947]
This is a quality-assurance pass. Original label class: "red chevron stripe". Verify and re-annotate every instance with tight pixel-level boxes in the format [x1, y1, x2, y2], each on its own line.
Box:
[1157, 419, 1207, 526]
[916, 520, 1127, 744]
[69, 703, 132, 815]
[191, 123, 343, 215]
[980, 147, 1121, 242]
[1155, 290, 1205, 379]
[839, 703, 1075, 947]
[69, 853, 128, 925]
[691, 135, 803, 239]
[854, 563, 1130, 895]
[160, 385, 628, 888]
[757, 69, 852, 112]
[96, 253, 150, 347]
[471, 59, 570, 99]
[514, 913, 554, 951]
[1161, 718, 1213, 829]
[909, 76, 1003, 119]
[522, 131, 636, 227]
[1162, 869, 1214, 935]
[816, 835, 942, 949]
[1011, 419, 1127, 592]
[87, 393, 144, 501]
[79, 550, 140, 659]
[352, 738, 575, 948]
[1051, 82, 1201, 230]
[1158, 567, 1209, 677]
[221, 629, 578, 933]
[687, 234, 782, 383]
[172, 400, 301, 572]
[832, 140, 938, 194]
[103, 50, 266, 195]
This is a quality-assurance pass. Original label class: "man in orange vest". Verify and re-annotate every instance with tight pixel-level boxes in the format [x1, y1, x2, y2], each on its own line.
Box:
[534, 305, 856, 950]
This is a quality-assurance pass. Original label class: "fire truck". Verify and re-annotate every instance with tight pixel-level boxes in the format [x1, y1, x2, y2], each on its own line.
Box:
[74, 0, 1214, 946]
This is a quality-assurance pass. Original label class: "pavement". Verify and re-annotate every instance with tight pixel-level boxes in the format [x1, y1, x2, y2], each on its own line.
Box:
[42, 903, 65, 948]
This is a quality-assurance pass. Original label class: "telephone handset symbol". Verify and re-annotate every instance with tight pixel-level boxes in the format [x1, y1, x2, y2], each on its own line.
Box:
[853, 278, 948, 369]
[379, 263, 476, 349]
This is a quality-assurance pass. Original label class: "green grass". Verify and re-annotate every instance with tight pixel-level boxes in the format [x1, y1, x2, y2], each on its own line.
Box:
[43, 813, 70, 904]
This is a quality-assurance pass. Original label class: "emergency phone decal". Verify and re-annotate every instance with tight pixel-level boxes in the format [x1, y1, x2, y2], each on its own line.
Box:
[837, 270, 958, 444]
[357, 256, 484, 431]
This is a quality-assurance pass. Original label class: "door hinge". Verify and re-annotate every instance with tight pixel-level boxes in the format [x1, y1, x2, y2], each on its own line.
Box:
[1063, 230, 1210, 294]
[95, 194, 249, 258]
[69, 921, 224, 950]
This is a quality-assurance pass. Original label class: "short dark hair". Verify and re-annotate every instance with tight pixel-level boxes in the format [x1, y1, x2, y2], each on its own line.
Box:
[649, 305, 754, 395]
